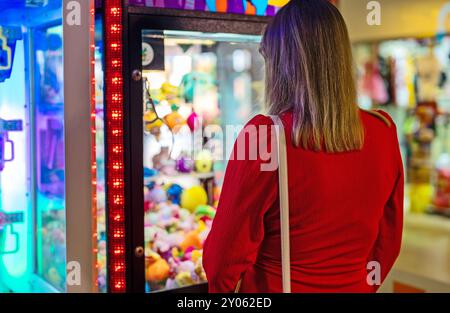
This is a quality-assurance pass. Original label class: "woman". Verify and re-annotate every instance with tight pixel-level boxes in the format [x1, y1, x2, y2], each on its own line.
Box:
[203, 0, 403, 293]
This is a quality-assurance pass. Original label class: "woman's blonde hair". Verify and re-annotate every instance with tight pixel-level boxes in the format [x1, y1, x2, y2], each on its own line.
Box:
[260, 0, 364, 153]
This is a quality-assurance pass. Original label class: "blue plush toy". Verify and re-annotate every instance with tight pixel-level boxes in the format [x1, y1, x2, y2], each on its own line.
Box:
[167, 184, 183, 205]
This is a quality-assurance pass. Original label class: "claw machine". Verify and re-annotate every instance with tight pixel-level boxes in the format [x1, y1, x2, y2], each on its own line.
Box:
[0, 0, 100, 292]
[102, 0, 280, 292]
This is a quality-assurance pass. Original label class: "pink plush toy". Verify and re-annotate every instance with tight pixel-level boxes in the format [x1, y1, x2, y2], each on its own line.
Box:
[187, 112, 200, 132]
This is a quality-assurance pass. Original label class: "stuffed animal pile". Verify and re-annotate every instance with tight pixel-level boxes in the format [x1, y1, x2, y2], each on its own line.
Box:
[144, 184, 216, 291]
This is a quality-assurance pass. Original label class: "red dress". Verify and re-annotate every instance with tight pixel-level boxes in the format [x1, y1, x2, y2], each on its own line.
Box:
[203, 110, 404, 293]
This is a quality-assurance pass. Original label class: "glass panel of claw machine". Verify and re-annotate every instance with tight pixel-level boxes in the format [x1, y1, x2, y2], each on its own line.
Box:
[0, 0, 65, 293]
[94, 13, 107, 293]
[141, 30, 264, 292]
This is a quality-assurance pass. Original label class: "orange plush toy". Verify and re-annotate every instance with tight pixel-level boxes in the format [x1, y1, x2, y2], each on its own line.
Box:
[164, 108, 186, 134]
[180, 230, 202, 252]
[146, 253, 170, 282]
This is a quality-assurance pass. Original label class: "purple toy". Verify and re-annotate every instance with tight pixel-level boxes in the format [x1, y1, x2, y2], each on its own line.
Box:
[176, 155, 194, 173]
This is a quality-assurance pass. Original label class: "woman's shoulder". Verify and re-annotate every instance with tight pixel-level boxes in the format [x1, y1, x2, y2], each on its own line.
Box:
[238, 115, 279, 142]
[245, 112, 294, 130]
[360, 109, 400, 151]
[245, 114, 275, 128]
[360, 109, 395, 128]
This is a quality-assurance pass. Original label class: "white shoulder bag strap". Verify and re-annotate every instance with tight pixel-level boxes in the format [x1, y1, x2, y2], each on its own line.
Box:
[234, 115, 291, 293]
[270, 115, 292, 293]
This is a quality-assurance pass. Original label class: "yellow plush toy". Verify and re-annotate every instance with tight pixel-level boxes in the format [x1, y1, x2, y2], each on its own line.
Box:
[181, 185, 208, 213]
[144, 110, 163, 138]
[175, 272, 195, 287]
[191, 250, 202, 263]
[195, 150, 213, 173]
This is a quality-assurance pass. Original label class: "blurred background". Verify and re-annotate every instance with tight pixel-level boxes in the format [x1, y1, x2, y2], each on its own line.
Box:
[341, 0, 450, 293]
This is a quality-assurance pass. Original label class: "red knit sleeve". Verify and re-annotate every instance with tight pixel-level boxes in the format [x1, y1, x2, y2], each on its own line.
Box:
[203, 115, 278, 293]
[367, 111, 404, 291]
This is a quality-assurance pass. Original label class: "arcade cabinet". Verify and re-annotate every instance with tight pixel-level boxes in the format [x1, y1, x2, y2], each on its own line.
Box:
[0, 0, 100, 293]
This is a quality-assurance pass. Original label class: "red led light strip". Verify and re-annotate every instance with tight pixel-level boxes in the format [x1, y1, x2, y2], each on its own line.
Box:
[104, 0, 126, 292]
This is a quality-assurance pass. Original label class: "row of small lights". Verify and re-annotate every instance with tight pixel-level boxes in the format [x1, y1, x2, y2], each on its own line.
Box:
[104, 0, 126, 292]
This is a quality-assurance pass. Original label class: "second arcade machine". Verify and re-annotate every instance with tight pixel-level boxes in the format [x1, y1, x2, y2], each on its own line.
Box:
[0, 0, 67, 292]
[0, 0, 101, 293]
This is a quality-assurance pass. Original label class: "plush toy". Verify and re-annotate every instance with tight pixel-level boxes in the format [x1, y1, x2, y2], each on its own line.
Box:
[171, 247, 182, 259]
[144, 186, 156, 213]
[165, 278, 178, 290]
[159, 202, 180, 220]
[160, 82, 181, 105]
[178, 260, 196, 274]
[194, 255, 207, 282]
[144, 110, 163, 138]
[180, 230, 202, 251]
[180, 70, 216, 102]
[181, 185, 208, 212]
[144, 167, 158, 178]
[152, 147, 177, 175]
[187, 112, 200, 132]
[410, 183, 433, 213]
[146, 256, 170, 282]
[98, 272, 107, 291]
[164, 106, 186, 133]
[190, 250, 202, 264]
[416, 50, 442, 103]
[178, 209, 196, 232]
[196, 220, 207, 233]
[176, 155, 194, 173]
[144, 212, 159, 228]
[361, 60, 389, 105]
[144, 200, 155, 214]
[195, 150, 213, 173]
[179, 207, 192, 220]
[433, 169, 450, 210]
[213, 186, 221, 207]
[194, 205, 216, 220]
[47, 267, 63, 287]
[98, 239, 107, 257]
[167, 184, 183, 205]
[148, 185, 167, 204]
[175, 272, 195, 287]
[152, 147, 169, 169]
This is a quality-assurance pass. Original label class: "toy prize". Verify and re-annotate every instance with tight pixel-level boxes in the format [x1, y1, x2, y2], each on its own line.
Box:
[195, 149, 213, 173]
[181, 185, 208, 213]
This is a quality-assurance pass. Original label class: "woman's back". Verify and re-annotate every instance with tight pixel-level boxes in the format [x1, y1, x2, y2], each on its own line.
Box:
[247, 110, 403, 292]
[203, 110, 404, 293]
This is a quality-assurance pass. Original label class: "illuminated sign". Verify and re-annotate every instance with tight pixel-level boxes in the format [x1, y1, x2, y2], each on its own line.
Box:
[0, 26, 22, 83]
